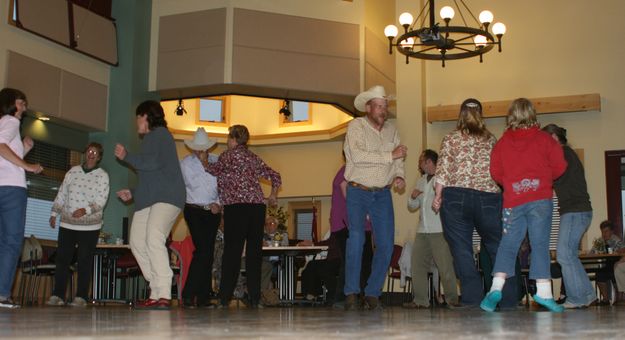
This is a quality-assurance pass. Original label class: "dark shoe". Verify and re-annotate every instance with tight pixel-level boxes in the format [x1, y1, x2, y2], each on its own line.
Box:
[363, 296, 382, 310]
[344, 294, 359, 311]
[402, 301, 428, 309]
[135, 298, 171, 310]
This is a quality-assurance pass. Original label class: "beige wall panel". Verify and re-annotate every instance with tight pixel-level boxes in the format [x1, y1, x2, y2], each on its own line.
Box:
[158, 8, 226, 52]
[233, 8, 359, 59]
[6, 51, 61, 117]
[232, 46, 359, 95]
[59, 71, 107, 131]
[17, 0, 70, 45]
[364, 64, 395, 96]
[364, 27, 395, 82]
[72, 4, 118, 65]
[157, 46, 225, 90]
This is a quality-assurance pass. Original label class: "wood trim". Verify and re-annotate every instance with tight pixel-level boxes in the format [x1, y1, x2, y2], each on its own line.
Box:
[427, 93, 601, 123]
[605, 150, 625, 238]
[194, 96, 230, 127]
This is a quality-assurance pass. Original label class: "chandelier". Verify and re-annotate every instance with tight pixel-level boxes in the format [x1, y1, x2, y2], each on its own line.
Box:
[384, 0, 506, 67]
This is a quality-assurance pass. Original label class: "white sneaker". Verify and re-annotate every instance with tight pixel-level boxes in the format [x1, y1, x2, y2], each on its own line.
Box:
[0, 298, 20, 309]
[69, 297, 87, 307]
[46, 295, 65, 306]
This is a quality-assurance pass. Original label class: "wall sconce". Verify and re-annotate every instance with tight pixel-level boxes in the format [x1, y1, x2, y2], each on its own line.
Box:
[175, 99, 187, 116]
[279, 100, 291, 117]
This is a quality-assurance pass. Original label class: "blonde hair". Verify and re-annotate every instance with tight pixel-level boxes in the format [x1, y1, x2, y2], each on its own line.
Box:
[506, 98, 538, 129]
[456, 99, 492, 139]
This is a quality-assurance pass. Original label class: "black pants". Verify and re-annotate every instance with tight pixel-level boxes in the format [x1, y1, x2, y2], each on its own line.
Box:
[334, 228, 373, 302]
[219, 203, 265, 305]
[181, 205, 221, 303]
[301, 258, 341, 297]
[53, 227, 99, 300]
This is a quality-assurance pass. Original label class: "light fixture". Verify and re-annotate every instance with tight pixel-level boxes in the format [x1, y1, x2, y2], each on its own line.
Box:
[175, 99, 187, 116]
[38, 116, 50, 121]
[384, 0, 506, 67]
[279, 100, 292, 117]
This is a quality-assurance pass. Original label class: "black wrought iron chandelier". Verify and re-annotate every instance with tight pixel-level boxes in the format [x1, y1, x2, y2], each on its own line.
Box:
[384, 0, 506, 67]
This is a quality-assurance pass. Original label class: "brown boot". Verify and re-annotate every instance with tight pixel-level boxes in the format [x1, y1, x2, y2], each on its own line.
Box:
[363, 296, 382, 310]
[344, 294, 360, 311]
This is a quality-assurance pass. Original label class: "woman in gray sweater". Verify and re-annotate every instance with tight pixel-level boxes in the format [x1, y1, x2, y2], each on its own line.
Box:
[115, 100, 185, 310]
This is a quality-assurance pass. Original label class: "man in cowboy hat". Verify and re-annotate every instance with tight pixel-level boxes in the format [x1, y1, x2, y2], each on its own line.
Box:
[343, 85, 407, 310]
[179, 127, 221, 308]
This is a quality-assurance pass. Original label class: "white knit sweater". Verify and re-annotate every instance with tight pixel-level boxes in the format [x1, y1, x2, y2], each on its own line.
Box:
[51, 165, 110, 231]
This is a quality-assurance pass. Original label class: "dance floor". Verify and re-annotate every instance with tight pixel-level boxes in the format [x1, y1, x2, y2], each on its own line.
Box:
[1, 304, 624, 339]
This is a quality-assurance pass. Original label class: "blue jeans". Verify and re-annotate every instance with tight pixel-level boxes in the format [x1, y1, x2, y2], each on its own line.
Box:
[440, 187, 517, 307]
[493, 199, 552, 280]
[0, 186, 27, 297]
[557, 211, 596, 305]
[344, 185, 394, 297]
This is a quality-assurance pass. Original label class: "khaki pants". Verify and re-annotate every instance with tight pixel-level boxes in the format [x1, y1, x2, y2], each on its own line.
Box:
[130, 203, 181, 300]
[410, 232, 458, 306]
[615, 261, 625, 293]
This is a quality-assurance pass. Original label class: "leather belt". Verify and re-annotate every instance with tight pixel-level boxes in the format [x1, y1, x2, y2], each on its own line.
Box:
[348, 181, 391, 192]
[185, 203, 212, 211]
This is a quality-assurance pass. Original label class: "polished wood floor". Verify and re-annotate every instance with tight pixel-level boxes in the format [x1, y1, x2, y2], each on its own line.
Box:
[1, 303, 624, 339]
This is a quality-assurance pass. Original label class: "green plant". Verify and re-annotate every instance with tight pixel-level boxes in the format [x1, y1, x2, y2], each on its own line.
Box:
[267, 206, 289, 232]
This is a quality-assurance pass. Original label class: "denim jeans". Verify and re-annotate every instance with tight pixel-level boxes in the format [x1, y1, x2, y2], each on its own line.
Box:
[493, 199, 552, 280]
[344, 185, 394, 297]
[440, 187, 517, 307]
[0, 186, 27, 297]
[557, 211, 596, 305]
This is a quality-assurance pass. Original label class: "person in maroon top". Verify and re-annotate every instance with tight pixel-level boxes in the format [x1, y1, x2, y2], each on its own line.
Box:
[206, 125, 281, 308]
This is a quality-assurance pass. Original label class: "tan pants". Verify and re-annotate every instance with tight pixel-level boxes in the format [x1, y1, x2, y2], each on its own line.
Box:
[130, 203, 181, 300]
[615, 261, 625, 293]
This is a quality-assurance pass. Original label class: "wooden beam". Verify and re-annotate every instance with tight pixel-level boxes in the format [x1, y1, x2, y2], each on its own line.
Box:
[427, 93, 601, 123]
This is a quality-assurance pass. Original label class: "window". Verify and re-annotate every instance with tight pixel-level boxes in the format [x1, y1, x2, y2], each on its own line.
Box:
[288, 201, 321, 241]
[294, 209, 314, 241]
[196, 96, 229, 126]
[280, 100, 313, 127]
[23, 140, 81, 240]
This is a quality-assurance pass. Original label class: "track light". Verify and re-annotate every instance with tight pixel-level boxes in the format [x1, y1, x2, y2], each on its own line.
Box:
[175, 99, 187, 116]
[279, 100, 292, 117]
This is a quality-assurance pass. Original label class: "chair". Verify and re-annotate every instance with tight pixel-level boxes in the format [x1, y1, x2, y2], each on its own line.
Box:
[386, 244, 412, 304]
[19, 235, 68, 305]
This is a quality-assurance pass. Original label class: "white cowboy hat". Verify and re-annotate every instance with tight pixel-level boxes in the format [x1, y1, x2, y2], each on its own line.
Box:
[184, 127, 216, 151]
[354, 85, 393, 112]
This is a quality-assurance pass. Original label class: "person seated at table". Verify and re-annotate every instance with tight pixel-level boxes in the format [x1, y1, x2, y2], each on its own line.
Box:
[260, 216, 289, 304]
[299, 231, 340, 303]
[590, 220, 625, 305]
[47, 142, 110, 307]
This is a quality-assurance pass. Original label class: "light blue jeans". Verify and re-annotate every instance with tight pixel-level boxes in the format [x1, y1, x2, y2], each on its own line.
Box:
[557, 211, 596, 305]
[344, 185, 394, 297]
[0, 186, 27, 297]
[493, 199, 553, 280]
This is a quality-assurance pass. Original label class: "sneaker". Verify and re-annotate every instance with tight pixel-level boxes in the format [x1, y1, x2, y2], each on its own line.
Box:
[69, 297, 87, 307]
[363, 296, 382, 310]
[134, 298, 171, 310]
[344, 294, 360, 311]
[46, 295, 66, 306]
[0, 298, 20, 309]
[533, 295, 564, 312]
[480, 290, 502, 312]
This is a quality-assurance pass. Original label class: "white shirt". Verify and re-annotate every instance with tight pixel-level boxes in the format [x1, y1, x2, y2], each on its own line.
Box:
[407, 174, 443, 233]
[180, 153, 219, 205]
[0, 115, 26, 187]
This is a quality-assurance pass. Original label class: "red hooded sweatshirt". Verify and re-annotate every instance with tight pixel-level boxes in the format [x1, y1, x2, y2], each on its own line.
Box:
[490, 126, 567, 208]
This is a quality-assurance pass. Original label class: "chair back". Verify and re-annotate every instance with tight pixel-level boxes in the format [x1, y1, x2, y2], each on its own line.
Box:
[389, 244, 403, 270]
[21, 235, 43, 262]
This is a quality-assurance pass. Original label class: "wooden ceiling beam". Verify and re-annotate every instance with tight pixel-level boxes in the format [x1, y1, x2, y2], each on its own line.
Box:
[426, 93, 601, 123]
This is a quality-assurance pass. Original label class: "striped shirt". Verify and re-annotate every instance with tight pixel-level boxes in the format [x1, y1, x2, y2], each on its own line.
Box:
[343, 117, 404, 188]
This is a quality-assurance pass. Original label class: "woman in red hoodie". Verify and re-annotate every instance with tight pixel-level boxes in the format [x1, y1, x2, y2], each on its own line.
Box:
[480, 98, 567, 313]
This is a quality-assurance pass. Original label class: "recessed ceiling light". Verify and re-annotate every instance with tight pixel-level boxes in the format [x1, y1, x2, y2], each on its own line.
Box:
[38, 116, 50, 121]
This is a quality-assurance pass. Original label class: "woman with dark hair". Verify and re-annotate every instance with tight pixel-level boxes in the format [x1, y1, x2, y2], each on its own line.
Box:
[206, 124, 281, 308]
[114, 100, 185, 310]
[47, 142, 109, 307]
[0, 88, 42, 308]
[432, 98, 517, 309]
[542, 123, 596, 308]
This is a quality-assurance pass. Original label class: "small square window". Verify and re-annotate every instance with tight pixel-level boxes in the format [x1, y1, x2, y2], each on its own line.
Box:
[196, 96, 229, 126]
[280, 100, 313, 127]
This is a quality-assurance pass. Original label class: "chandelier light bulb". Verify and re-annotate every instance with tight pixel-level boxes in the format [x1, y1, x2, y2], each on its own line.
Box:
[479, 10, 494, 24]
[400, 37, 415, 48]
[492, 22, 507, 36]
[384, 25, 399, 38]
[474, 35, 487, 47]
[440, 6, 455, 20]
[399, 12, 414, 26]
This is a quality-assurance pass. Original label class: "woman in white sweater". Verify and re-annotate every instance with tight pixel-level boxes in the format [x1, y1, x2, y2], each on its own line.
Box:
[47, 142, 109, 307]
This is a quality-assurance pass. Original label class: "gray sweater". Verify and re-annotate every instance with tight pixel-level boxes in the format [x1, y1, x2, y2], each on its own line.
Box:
[124, 126, 185, 211]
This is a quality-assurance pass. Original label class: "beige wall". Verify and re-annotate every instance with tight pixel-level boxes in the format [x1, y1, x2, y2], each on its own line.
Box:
[422, 0, 625, 249]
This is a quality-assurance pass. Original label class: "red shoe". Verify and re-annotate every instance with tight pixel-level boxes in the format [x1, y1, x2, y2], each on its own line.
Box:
[135, 298, 171, 310]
